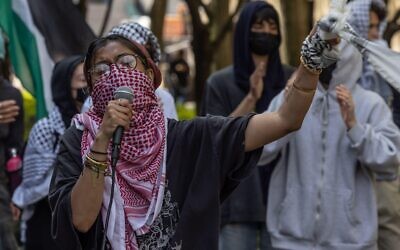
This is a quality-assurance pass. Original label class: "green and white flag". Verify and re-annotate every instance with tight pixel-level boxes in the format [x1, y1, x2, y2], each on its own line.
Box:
[0, 0, 95, 118]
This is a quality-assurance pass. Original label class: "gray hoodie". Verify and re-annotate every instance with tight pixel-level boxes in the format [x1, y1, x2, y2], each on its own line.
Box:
[259, 41, 400, 250]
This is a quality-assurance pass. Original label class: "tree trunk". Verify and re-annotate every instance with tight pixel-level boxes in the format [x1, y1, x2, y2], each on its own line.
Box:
[281, 0, 313, 66]
[99, 0, 114, 36]
[185, 0, 211, 108]
[211, 0, 232, 71]
[185, 0, 244, 110]
[192, 28, 212, 107]
[150, 0, 168, 49]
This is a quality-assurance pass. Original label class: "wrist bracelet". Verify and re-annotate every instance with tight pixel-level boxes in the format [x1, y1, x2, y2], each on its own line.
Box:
[90, 148, 108, 155]
[84, 162, 109, 178]
[85, 154, 108, 170]
[292, 82, 316, 94]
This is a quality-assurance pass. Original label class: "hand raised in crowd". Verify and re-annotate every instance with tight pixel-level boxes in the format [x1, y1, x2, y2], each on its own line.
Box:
[249, 62, 265, 101]
[97, 99, 133, 141]
[0, 100, 19, 124]
[336, 84, 357, 130]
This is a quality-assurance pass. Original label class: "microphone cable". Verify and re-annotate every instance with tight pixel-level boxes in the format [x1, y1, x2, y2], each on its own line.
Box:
[101, 150, 118, 250]
[100, 86, 133, 250]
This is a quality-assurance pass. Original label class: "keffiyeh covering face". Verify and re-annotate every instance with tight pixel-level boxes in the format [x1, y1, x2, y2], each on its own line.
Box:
[74, 66, 166, 249]
[108, 22, 161, 63]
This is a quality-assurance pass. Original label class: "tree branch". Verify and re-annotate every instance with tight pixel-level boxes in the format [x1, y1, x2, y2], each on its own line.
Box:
[199, 0, 213, 23]
[99, 0, 114, 36]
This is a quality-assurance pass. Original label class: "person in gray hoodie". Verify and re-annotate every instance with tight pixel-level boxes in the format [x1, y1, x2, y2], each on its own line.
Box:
[259, 40, 400, 250]
[347, 1, 400, 248]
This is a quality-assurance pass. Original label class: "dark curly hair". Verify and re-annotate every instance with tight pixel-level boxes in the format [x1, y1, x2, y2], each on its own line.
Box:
[370, 0, 387, 22]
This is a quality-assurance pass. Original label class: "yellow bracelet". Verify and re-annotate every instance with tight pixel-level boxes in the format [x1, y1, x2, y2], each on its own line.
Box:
[85, 154, 108, 170]
[83, 162, 110, 181]
[300, 56, 322, 75]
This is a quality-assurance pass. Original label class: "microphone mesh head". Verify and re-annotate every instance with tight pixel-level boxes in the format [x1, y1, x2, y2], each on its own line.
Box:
[114, 86, 134, 103]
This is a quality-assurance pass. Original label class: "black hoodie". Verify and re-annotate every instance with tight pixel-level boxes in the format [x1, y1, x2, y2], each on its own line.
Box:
[51, 55, 84, 127]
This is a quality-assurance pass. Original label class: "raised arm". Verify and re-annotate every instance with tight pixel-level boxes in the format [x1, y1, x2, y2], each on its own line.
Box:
[245, 65, 317, 151]
[244, 25, 339, 151]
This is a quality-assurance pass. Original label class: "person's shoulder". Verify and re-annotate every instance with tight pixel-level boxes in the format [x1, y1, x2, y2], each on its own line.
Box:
[167, 115, 222, 130]
[28, 117, 57, 149]
[207, 65, 234, 86]
[0, 79, 22, 97]
[168, 115, 245, 131]
[155, 88, 174, 101]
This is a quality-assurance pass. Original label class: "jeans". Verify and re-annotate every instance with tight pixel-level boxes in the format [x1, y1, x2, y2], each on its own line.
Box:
[376, 179, 400, 250]
[219, 223, 276, 250]
[0, 182, 18, 250]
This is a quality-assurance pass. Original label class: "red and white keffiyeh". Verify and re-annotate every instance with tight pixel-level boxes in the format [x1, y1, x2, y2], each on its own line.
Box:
[74, 66, 166, 249]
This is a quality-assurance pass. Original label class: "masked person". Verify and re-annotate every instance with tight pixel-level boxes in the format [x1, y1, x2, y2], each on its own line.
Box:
[82, 22, 178, 120]
[48, 23, 339, 249]
[0, 30, 24, 250]
[200, 2, 294, 249]
[259, 40, 400, 250]
[348, 1, 400, 249]
[11, 56, 87, 249]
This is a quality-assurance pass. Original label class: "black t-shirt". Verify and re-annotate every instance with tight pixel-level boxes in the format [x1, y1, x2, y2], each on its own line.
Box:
[200, 65, 294, 225]
[49, 114, 261, 249]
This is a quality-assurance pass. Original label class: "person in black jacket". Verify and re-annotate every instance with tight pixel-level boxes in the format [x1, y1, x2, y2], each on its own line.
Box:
[200, 2, 294, 249]
[12, 55, 86, 250]
[0, 30, 24, 250]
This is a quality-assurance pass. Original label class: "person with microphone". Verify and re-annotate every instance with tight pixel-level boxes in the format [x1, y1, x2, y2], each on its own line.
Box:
[49, 24, 338, 249]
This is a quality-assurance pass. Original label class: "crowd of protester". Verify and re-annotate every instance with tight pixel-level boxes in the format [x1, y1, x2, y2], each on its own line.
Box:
[0, 0, 399, 249]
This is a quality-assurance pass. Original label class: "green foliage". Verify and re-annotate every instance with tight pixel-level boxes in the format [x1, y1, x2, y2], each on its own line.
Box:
[176, 101, 197, 120]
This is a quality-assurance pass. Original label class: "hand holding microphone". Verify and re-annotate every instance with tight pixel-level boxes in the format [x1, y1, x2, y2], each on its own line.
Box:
[97, 87, 134, 141]
[94, 87, 134, 161]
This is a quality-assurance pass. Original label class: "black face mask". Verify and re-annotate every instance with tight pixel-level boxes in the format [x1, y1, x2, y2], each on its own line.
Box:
[319, 62, 337, 86]
[249, 32, 280, 56]
[75, 87, 88, 103]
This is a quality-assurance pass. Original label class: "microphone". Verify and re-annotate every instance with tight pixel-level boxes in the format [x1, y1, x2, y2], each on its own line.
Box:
[111, 86, 134, 167]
